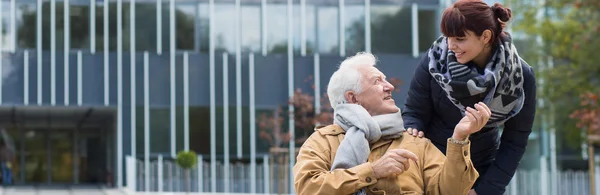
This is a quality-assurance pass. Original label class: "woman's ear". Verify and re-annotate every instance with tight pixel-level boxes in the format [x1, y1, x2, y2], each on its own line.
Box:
[481, 29, 493, 45]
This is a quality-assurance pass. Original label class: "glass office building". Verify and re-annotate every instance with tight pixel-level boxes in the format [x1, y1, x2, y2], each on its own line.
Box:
[0, 0, 550, 193]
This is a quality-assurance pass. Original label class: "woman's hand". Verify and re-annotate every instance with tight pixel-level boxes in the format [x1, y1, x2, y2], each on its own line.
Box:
[407, 128, 424, 138]
[452, 102, 491, 140]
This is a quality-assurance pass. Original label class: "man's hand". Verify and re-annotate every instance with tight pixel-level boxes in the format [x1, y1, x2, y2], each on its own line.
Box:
[407, 128, 424, 138]
[452, 102, 491, 140]
[371, 149, 419, 179]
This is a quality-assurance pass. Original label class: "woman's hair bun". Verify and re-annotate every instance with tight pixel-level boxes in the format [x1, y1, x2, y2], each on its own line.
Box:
[492, 3, 512, 22]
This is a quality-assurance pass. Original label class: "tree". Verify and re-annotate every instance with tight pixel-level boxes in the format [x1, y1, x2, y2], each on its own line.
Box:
[257, 88, 334, 148]
[569, 91, 600, 194]
[175, 150, 198, 194]
[507, 0, 600, 148]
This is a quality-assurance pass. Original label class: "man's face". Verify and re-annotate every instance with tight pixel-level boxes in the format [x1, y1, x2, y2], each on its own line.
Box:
[353, 66, 399, 116]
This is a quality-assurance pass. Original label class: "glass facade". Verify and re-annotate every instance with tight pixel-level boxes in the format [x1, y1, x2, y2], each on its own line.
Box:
[0, 0, 548, 193]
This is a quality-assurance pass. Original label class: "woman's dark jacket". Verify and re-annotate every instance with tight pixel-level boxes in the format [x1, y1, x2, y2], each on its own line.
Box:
[402, 55, 537, 195]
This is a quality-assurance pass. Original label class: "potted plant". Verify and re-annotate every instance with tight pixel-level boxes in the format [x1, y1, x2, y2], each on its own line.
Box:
[175, 150, 198, 194]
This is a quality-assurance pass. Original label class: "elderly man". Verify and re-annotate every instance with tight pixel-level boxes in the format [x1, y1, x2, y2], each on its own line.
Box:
[293, 52, 491, 195]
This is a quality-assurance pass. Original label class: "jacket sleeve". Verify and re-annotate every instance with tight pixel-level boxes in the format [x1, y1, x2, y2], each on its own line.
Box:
[293, 133, 378, 195]
[474, 64, 537, 195]
[402, 54, 434, 132]
[424, 139, 480, 195]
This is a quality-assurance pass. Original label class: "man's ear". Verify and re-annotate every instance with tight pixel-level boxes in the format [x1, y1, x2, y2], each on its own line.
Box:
[345, 91, 358, 104]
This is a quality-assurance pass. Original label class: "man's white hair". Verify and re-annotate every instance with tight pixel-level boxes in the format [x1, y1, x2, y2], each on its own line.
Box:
[327, 52, 377, 110]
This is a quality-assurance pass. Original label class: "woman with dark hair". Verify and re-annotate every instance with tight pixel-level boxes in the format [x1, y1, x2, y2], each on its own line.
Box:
[402, 0, 536, 194]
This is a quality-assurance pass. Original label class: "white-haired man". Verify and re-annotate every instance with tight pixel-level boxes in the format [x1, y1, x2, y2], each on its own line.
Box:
[293, 52, 490, 195]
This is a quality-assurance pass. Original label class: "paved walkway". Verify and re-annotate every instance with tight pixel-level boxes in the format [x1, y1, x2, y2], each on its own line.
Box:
[0, 187, 292, 195]
[0, 186, 127, 195]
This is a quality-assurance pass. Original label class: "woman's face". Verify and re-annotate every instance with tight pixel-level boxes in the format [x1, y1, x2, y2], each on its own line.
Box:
[447, 30, 489, 64]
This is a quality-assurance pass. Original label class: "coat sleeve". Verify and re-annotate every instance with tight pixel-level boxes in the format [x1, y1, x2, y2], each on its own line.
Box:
[293, 133, 378, 195]
[423, 139, 480, 195]
[402, 54, 434, 132]
[474, 64, 537, 195]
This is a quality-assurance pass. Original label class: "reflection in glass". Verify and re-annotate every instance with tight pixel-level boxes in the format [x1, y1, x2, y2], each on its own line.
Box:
[300, 1, 316, 55]
[241, 4, 261, 53]
[134, 2, 162, 52]
[50, 130, 73, 183]
[418, 9, 438, 53]
[370, 5, 412, 54]
[15, 1, 39, 50]
[315, 4, 339, 54]
[174, 2, 196, 51]
[150, 108, 170, 154]
[189, 106, 210, 155]
[214, 3, 235, 52]
[23, 130, 48, 183]
[344, 0, 365, 55]
[266, 0, 287, 53]
[135, 107, 144, 157]
[195, 3, 209, 52]
[68, 3, 92, 49]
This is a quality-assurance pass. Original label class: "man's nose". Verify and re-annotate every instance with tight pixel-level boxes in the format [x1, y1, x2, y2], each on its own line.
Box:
[383, 80, 394, 92]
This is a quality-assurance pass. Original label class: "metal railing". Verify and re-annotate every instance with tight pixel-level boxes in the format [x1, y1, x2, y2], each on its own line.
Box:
[125, 155, 600, 195]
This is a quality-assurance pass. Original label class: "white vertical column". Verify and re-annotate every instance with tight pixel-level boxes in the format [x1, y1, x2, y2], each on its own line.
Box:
[143, 52, 150, 192]
[169, 0, 176, 158]
[51, 0, 56, 105]
[235, 0, 243, 160]
[74, 128, 79, 183]
[548, 56, 558, 195]
[157, 0, 162, 54]
[198, 155, 204, 192]
[249, 53, 257, 193]
[0, 1, 4, 104]
[117, 0, 124, 187]
[90, 0, 96, 53]
[222, 53, 230, 192]
[365, 0, 371, 52]
[510, 171, 518, 195]
[24, 50, 29, 105]
[130, 0, 137, 161]
[263, 155, 269, 194]
[37, 0, 42, 105]
[261, 0, 267, 56]
[208, 0, 216, 192]
[10, 0, 15, 52]
[158, 155, 164, 192]
[183, 52, 189, 151]
[65, 0, 71, 105]
[313, 54, 320, 116]
[338, 0, 345, 56]
[540, 156, 548, 195]
[104, 0, 109, 106]
[77, 51, 82, 106]
[592, 155, 600, 195]
[411, 3, 419, 58]
[286, 0, 295, 193]
[47, 131, 52, 183]
[300, 0, 306, 56]
[194, 3, 200, 52]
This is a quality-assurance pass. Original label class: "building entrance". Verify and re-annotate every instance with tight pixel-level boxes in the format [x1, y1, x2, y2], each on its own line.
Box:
[0, 106, 116, 186]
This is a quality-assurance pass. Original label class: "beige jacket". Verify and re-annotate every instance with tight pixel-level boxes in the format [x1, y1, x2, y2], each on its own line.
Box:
[293, 125, 479, 195]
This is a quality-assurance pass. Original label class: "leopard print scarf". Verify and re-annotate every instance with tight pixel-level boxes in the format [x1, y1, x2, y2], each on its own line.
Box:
[427, 34, 525, 127]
